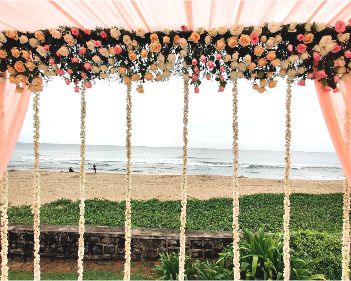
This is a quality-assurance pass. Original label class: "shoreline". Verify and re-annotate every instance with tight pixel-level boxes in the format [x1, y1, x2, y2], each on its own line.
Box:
[6, 170, 344, 206]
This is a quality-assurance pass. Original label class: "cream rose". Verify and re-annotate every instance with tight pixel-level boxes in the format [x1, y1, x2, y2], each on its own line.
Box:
[337, 33, 350, 43]
[230, 24, 244, 36]
[50, 29, 62, 39]
[0, 32, 7, 43]
[58, 46, 69, 56]
[86, 40, 95, 51]
[319, 35, 336, 56]
[64, 34, 76, 46]
[36, 46, 47, 57]
[268, 22, 282, 33]
[135, 28, 145, 38]
[288, 22, 298, 32]
[315, 23, 326, 32]
[19, 35, 28, 44]
[110, 28, 121, 39]
[218, 26, 228, 35]
[208, 28, 218, 37]
[92, 55, 102, 64]
[99, 48, 109, 57]
[29, 38, 39, 48]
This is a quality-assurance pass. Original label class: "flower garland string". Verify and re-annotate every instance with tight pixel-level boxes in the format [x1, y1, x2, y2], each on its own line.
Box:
[231, 76, 240, 281]
[77, 86, 86, 281]
[123, 83, 132, 281]
[32, 91, 41, 281]
[179, 73, 189, 281]
[283, 80, 292, 281]
[0, 170, 9, 281]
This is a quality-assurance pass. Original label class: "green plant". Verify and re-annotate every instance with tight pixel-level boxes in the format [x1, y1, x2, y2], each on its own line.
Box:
[193, 260, 232, 280]
[154, 253, 195, 280]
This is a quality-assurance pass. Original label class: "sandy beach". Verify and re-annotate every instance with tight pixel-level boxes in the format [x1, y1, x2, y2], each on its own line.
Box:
[5, 170, 344, 206]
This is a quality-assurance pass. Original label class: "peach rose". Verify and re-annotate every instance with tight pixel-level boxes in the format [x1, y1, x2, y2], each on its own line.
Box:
[216, 39, 225, 51]
[25, 61, 36, 71]
[64, 34, 76, 46]
[247, 62, 256, 71]
[110, 28, 121, 39]
[92, 55, 102, 64]
[22, 51, 31, 61]
[123, 35, 132, 45]
[150, 33, 159, 42]
[118, 67, 126, 75]
[136, 28, 145, 38]
[0, 32, 7, 43]
[205, 35, 211, 45]
[145, 72, 153, 81]
[29, 38, 39, 48]
[141, 49, 148, 59]
[266, 51, 276, 61]
[239, 34, 250, 47]
[19, 35, 28, 44]
[128, 51, 137, 61]
[163, 36, 170, 44]
[14, 61, 26, 73]
[156, 73, 162, 81]
[132, 73, 140, 81]
[150, 42, 161, 53]
[11, 47, 20, 58]
[227, 37, 238, 48]
[337, 33, 350, 43]
[35, 31, 45, 41]
[254, 45, 264, 56]
[189, 31, 200, 43]
[230, 24, 244, 36]
[136, 85, 144, 94]
[58, 46, 69, 56]
[16, 74, 28, 83]
[173, 35, 180, 45]
[271, 59, 281, 67]
[0, 50, 7, 58]
[303, 33, 314, 44]
[31, 77, 44, 92]
[257, 58, 267, 67]
[5, 30, 18, 40]
[150, 64, 158, 71]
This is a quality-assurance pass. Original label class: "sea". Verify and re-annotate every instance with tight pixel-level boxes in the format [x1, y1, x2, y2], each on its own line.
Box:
[8, 143, 344, 180]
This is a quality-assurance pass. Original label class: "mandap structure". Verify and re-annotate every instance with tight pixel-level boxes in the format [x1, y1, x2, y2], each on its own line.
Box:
[1, 0, 351, 280]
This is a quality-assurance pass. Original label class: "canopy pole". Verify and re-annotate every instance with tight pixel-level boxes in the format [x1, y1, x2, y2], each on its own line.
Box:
[1, 170, 9, 281]
[32, 91, 41, 281]
[78, 87, 86, 281]
[123, 84, 132, 281]
[283, 80, 292, 281]
[179, 73, 189, 281]
[231, 76, 240, 280]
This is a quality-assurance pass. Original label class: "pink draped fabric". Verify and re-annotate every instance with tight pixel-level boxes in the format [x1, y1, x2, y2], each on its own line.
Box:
[0, 77, 30, 176]
[315, 81, 351, 184]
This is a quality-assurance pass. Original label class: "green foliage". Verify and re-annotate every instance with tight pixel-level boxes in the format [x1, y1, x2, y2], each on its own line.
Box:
[8, 193, 344, 233]
[154, 253, 195, 280]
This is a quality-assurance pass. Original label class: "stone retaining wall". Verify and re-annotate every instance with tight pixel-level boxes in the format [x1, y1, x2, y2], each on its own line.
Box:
[7, 225, 232, 261]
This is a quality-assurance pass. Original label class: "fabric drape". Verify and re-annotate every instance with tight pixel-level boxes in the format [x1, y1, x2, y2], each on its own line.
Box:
[0, 77, 30, 176]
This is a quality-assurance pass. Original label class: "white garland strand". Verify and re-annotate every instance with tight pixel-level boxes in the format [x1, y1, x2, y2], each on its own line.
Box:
[123, 84, 132, 281]
[77, 88, 86, 281]
[179, 73, 189, 281]
[342, 179, 350, 281]
[231, 76, 240, 281]
[1, 170, 9, 281]
[283, 80, 292, 281]
[32, 91, 41, 281]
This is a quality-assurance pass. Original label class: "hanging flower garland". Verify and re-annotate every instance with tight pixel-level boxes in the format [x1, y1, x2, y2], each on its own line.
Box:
[342, 179, 350, 281]
[32, 91, 41, 281]
[179, 72, 189, 281]
[283, 80, 292, 281]
[1, 21, 351, 94]
[231, 76, 240, 280]
[77, 87, 86, 281]
[123, 83, 132, 281]
[1, 170, 9, 281]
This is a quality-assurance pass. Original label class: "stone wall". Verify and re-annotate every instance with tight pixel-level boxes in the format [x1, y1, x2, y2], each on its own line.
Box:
[7, 225, 232, 261]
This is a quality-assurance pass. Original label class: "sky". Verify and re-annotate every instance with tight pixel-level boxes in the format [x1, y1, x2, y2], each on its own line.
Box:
[18, 76, 335, 152]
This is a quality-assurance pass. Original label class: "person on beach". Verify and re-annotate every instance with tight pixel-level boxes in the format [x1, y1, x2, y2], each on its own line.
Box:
[69, 167, 74, 173]
[93, 163, 97, 173]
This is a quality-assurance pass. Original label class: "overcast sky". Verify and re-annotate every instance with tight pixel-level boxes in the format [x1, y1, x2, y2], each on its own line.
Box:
[18, 77, 334, 152]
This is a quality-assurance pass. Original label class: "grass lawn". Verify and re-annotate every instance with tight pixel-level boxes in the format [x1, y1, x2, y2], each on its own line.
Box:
[8, 193, 344, 233]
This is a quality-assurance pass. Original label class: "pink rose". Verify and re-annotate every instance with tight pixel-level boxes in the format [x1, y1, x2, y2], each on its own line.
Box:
[307, 73, 314, 79]
[100, 31, 107, 38]
[57, 69, 64, 75]
[219, 66, 224, 73]
[194, 87, 199, 94]
[194, 67, 200, 74]
[192, 58, 197, 65]
[218, 86, 224, 92]
[71, 57, 79, 63]
[83, 62, 92, 70]
[334, 76, 341, 83]
[81, 72, 87, 79]
[216, 54, 222, 60]
[297, 79, 306, 86]
[181, 25, 188, 31]
[49, 58, 55, 65]
[219, 75, 224, 81]
[313, 52, 321, 62]
[65, 79, 70, 85]
[297, 34, 305, 41]
[94, 40, 102, 47]
[208, 61, 214, 70]
[200, 55, 206, 63]
[206, 74, 211, 80]
[192, 74, 197, 81]
[250, 32, 259, 44]
[79, 47, 86, 55]
[287, 44, 293, 52]
[335, 20, 346, 33]
[345, 50, 351, 58]
[74, 86, 79, 93]
[67, 69, 73, 75]
[315, 70, 327, 80]
[332, 44, 341, 53]
[296, 44, 307, 53]
[44, 45, 49, 51]
[56, 51, 61, 57]
[83, 29, 91, 35]
[85, 81, 92, 89]
[114, 44, 123, 54]
[71, 27, 79, 36]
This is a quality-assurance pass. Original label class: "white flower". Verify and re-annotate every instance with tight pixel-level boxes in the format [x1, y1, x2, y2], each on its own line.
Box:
[267, 22, 282, 33]
[0, 32, 6, 43]
[19, 35, 28, 44]
[230, 24, 244, 36]
[110, 28, 121, 39]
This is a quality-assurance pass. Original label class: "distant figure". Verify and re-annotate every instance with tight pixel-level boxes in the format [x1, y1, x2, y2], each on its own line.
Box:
[69, 167, 74, 173]
[93, 163, 97, 173]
